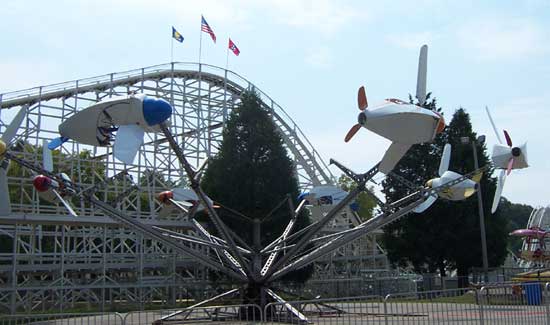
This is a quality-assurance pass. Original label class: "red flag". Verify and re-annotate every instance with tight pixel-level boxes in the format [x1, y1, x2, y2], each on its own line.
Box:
[228, 38, 240, 56]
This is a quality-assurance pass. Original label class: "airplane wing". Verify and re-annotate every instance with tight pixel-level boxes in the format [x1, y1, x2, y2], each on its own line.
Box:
[114, 124, 144, 164]
[1, 107, 26, 144]
[379, 142, 411, 174]
[52, 189, 78, 217]
[413, 194, 437, 213]
[491, 169, 506, 213]
[0, 107, 26, 215]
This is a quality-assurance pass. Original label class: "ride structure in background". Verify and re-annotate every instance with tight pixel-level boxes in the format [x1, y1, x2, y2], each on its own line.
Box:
[514, 206, 550, 267]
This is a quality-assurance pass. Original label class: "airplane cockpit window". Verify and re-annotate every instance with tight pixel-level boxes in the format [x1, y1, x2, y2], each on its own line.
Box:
[385, 98, 408, 105]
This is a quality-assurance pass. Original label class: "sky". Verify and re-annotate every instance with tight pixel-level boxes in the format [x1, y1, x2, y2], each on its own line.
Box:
[1, 0, 549, 207]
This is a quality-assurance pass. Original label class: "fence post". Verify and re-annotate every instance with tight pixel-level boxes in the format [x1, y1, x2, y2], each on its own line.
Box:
[383, 294, 390, 325]
[478, 287, 486, 325]
[545, 283, 550, 325]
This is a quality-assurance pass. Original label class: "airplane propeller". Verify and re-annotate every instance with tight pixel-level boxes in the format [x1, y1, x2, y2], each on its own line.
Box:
[0, 107, 27, 215]
[485, 106, 528, 213]
[344, 86, 368, 142]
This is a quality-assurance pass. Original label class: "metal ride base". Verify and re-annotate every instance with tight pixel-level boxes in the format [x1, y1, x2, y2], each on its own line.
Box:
[3, 113, 487, 322]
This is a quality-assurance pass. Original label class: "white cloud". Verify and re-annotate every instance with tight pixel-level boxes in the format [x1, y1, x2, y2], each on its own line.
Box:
[456, 17, 550, 61]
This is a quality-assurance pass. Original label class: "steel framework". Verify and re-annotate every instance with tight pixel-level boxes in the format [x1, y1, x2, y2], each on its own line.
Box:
[0, 63, 388, 313]
[518, 205, 550, 268]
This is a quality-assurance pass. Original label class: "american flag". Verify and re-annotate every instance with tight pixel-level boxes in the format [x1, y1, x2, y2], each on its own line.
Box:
[201, 16, 216, 43]
[228, 38, 240, 56]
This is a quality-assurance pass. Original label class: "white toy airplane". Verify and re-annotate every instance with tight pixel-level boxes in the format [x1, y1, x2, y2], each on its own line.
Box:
[0, 107, 27, 215]
[48, 94, 172, 164]
[32, 140, 78, 216]
[157, 187, 217, 218]
[485, 106, 528, 213]
[299, 185, 348, 207]
[345, 45, 446, 174]
[414, 143, 482, 213]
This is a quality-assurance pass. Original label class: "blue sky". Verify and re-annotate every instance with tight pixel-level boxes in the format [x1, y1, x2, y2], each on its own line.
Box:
[1, 0, 549, 207]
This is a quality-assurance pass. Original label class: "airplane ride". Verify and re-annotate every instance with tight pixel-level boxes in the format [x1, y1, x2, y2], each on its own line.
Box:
[32, 140, 78, 216]
[157, 187, 217, 218]
[48, 94, 172, 164]
[414, 143, 482, 213]
[485, 106, 529, 213]
[344, 45, 446, 174]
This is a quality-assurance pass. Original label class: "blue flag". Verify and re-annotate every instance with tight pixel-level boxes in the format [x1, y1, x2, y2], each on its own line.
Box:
[172, 26, 184, 43]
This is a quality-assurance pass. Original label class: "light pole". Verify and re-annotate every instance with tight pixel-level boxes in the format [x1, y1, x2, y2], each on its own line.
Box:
[461, 135, 489, 283]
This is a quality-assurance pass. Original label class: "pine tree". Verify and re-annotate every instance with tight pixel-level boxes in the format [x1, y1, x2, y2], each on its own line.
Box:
[201, 90, 312, 282]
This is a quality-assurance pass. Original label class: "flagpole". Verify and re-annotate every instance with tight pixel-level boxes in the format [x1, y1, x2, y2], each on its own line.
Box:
[226, 39, 229, 71]
[198, 17, 203, 65]
[171, 34, 174, 63]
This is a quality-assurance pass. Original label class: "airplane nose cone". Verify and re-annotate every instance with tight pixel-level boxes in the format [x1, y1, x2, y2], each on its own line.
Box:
[142, 97, 172, 126]
[511, 147, 521, 157]
[358, 112, 367, 126]
[33, 175, 52, 192]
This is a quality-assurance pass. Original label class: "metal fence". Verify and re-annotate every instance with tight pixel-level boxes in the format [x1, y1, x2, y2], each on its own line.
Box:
[0, 312, 124, 325]
[4, 283, 550, 324]
[123, 304, 263, 324]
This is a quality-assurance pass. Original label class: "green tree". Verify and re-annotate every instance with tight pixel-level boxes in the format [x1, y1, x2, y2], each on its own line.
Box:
[338, 174, 377, 220]
[382, 102, 509, 286]
[201, 90, 312, 282]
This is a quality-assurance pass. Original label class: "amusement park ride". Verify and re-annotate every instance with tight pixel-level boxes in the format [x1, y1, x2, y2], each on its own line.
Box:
[413, 143, 484, 213]
[485, 106, 529, 213]
[344, 45, 445, 174]
[0, 44, 531, 321]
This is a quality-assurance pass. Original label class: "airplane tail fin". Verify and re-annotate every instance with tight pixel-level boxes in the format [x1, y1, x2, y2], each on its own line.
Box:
[416, 45, 428, 105]
[42, 140, 54, 172]
[48, 137, 69, 150]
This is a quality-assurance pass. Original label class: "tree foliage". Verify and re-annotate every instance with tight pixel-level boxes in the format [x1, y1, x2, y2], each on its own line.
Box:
[337, 175, 377, 220]
[381, 95, 509, 284]
[201, 90, 312, 282]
